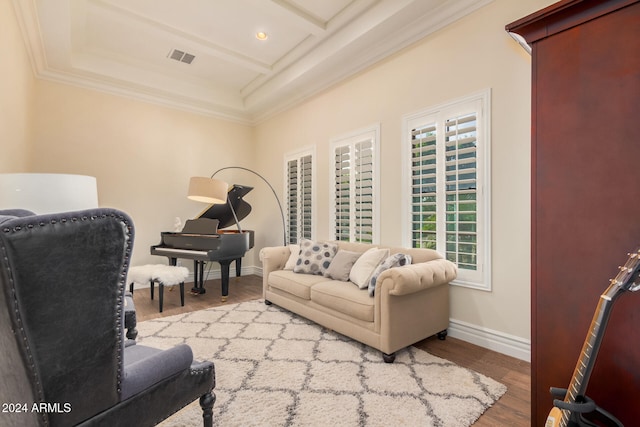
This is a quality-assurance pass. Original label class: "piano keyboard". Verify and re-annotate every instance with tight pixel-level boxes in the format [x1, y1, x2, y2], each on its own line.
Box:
[151, 247, 209, 257]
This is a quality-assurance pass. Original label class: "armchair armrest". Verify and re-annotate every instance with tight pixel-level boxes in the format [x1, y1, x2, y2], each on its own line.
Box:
[378, 259, 457, 296]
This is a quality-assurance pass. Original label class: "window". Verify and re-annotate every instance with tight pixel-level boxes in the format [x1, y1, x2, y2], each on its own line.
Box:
[403, 90, 491, 290]
[285, 149, 314, 244]
[330, 124, 380, 244]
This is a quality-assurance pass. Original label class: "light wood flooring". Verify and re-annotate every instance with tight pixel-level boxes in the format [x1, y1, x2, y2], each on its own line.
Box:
[133, 274, 530, 426]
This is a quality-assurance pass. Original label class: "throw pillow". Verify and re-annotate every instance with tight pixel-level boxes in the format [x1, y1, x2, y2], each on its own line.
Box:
[323, 250, 362, 281]
[368, 253, 413, 296]
[284, 244, 300, 270]
[293, 239, 338, 275]
[349, 247, 390, 289]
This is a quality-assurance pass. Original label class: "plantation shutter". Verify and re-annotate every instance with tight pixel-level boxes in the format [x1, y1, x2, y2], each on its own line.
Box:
[410, 114, 479, 270]
[355, 139, 374, 243]
[406, 91, 489, 289]
[286, 153, 313, 244]
[332, 130, 377, 244]
[300, 154, 312, 240]
[334, 146, 351, 241]
[411, 122, 438, 250]
[445, 113, 478, 270]
[286, 159, 298, 244]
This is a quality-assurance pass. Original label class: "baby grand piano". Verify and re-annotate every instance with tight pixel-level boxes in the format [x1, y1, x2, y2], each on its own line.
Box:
[151, 185, 255, 301]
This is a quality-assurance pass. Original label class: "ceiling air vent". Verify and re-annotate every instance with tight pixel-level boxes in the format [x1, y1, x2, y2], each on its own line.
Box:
[168, 49, 195, 64]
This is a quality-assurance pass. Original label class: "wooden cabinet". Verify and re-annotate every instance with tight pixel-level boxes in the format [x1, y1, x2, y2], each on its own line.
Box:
[507, 1, 640, 425]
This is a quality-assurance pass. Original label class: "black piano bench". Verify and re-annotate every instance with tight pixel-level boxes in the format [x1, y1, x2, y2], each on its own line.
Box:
[128, 264, 189, 312]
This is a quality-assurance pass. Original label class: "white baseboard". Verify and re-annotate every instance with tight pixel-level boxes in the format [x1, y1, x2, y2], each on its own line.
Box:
[447, 318, 531, 362]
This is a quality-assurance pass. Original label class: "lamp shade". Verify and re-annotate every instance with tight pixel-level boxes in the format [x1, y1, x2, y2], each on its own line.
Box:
[0, 173, 99, 214]
[187, 177, 228, 204]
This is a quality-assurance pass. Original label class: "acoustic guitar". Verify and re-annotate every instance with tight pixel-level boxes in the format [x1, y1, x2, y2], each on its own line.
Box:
[545, 249, 640, 427]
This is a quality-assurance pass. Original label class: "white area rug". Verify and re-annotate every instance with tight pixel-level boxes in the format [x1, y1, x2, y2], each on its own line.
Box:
[137, 300, 506, 426]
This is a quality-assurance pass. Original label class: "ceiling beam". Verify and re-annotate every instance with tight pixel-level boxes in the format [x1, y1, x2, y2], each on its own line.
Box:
[269, 0, 327, 34]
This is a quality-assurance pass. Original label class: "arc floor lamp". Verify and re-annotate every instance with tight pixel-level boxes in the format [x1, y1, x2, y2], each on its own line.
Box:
[187, 166, 286, 246]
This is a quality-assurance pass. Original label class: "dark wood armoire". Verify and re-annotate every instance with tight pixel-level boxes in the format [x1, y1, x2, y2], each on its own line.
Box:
[507, 0, 640, 425]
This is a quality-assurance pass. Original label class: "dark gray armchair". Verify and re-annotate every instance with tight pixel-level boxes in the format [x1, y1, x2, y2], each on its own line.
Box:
[0, 208, 215, 426]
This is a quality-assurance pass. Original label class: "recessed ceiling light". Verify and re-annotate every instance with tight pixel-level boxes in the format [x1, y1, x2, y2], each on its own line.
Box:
[256, 32, 268, 41]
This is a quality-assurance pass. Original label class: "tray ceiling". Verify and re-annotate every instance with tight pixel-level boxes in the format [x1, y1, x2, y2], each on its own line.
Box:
[13, 0, 492, 124]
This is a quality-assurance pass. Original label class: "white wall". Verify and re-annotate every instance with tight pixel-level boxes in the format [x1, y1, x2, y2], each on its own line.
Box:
[252, 0, 555, 359]
[27, 80, 256, 267]
[0, 0, 34, 171]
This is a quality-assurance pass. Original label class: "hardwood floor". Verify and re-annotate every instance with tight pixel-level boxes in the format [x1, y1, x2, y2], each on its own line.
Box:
[133, 274, 531, 426]
[133, 274, 264, 322]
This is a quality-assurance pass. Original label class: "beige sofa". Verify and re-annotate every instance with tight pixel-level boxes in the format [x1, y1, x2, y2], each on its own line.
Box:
[260, 241, 457, 362]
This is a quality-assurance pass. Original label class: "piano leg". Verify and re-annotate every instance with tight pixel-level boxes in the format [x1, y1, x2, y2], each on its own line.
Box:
[235, 258, 241, 277]
[218, 260, 233, 302]
[191, 260, 206, 295]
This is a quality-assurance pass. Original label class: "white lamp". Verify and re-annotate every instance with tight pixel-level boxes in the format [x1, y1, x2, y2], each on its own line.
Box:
[0, 173, 99, 214]
[187, 177, 229, 204]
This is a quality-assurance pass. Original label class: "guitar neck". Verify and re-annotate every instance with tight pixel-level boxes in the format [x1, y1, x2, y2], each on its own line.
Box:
[560, 294, 616, 422]
[548, 249, 640, 427]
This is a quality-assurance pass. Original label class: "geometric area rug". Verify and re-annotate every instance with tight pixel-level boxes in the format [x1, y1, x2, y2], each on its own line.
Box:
[137, 300, 507, 427]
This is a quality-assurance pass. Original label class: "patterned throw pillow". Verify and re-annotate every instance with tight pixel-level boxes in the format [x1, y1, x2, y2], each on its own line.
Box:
[368, 253, 412, 296]
[293, 239, 338, 275]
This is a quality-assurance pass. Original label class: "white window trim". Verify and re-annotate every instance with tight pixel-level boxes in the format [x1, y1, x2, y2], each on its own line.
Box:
[401, 89, 492, 291]
[329, 123, 381, 244]
[284, 146, 316, 243]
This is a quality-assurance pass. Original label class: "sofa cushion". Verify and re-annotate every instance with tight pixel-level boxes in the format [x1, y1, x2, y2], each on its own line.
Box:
[310, 281, 374, 322]
[368, 253, 412, 296]
[349, 247, 389, 289]
[268, 270, 329, 300]
[294, 239, 338, 275]
[323, 250, 362, 281]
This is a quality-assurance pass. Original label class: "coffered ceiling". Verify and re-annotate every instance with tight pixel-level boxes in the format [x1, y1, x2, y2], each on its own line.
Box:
[13, 0, 492, 124]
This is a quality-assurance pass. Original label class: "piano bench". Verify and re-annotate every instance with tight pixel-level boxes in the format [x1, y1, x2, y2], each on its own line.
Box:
[128, 265, 189, 313]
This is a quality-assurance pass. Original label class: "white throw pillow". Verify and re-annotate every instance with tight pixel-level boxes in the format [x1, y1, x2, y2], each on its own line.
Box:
[349, 247, 390, 289]
[284, 245, 300, 270]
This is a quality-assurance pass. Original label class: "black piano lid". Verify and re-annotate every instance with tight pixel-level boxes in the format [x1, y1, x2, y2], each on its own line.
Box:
[198, 184, 253, 229]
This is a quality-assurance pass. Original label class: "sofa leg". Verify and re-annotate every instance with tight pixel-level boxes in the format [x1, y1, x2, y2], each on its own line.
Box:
[382, 352, 396, 363]
[200, 391, 215, 427]
[437, 329, 448, 340]
[265, 300, 272, 306]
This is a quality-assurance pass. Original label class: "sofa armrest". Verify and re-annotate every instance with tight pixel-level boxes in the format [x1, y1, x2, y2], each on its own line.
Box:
[377, 258, 457, 296]
[259, 246, 290, 274]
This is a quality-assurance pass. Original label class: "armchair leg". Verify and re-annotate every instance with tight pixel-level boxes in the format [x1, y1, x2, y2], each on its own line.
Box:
[126, 326, 138, 340]
[200, 391, 216, 427]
